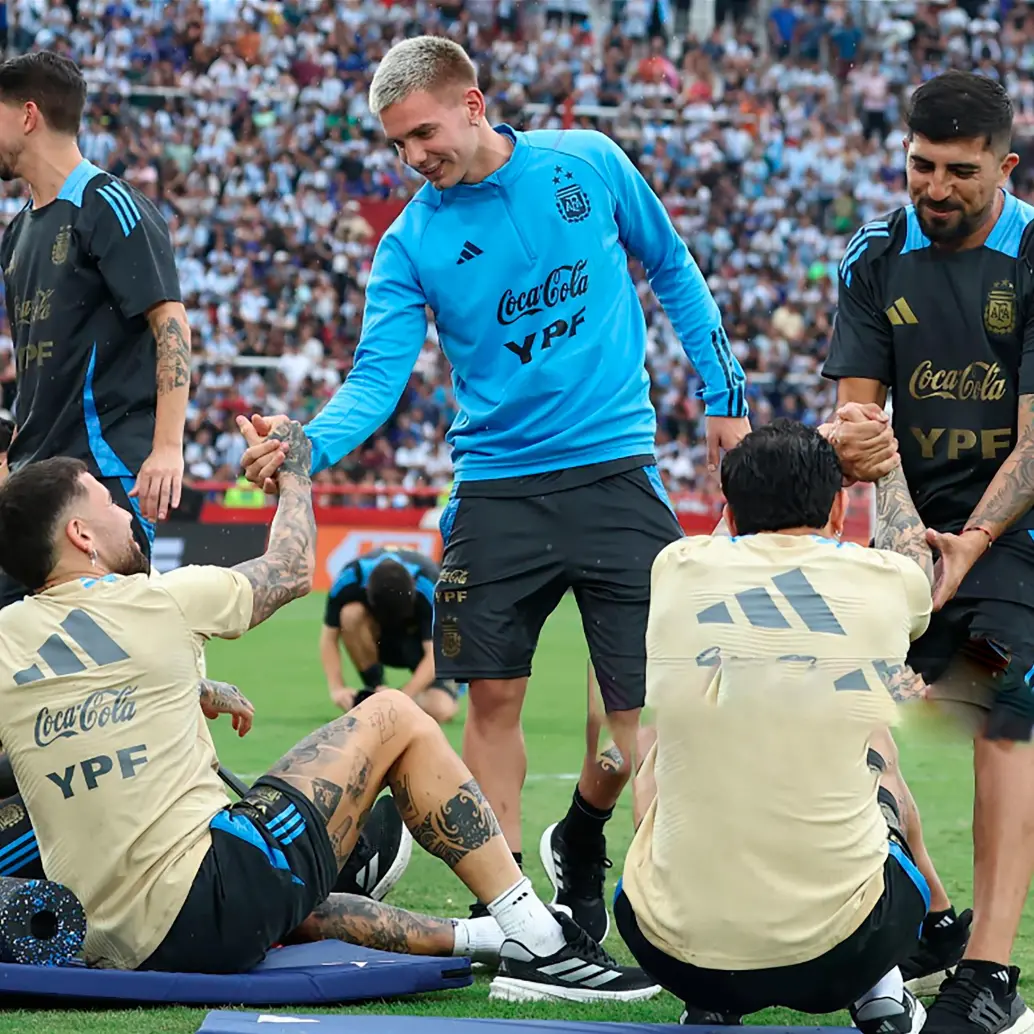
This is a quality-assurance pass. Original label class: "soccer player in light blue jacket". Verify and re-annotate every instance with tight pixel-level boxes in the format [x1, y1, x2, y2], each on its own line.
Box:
[239, 36, 750, 981]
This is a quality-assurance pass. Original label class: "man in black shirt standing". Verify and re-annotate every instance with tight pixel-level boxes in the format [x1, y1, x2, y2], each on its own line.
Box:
[0, 51, 188, 609]
[823, 71, 1034, 1034]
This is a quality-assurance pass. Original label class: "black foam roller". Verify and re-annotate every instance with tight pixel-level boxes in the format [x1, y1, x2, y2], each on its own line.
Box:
[0, 876, 85, 966]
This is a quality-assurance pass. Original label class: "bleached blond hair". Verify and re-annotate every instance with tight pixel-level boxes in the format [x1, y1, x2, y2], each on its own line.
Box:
[368, 35, 478, 116]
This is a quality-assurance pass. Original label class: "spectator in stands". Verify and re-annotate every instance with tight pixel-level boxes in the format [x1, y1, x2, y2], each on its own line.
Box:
[2, 0, 1033, 510]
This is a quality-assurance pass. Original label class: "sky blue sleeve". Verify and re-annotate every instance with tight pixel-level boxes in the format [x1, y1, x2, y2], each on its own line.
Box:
[592, 135, 747, 418]
[304, 231, 428, 474]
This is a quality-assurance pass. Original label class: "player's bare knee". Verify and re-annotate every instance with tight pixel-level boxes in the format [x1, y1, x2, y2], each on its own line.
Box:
[420, 690, 458, 725]
[339, 602, 374, 637]
[467, 678, 525, 728]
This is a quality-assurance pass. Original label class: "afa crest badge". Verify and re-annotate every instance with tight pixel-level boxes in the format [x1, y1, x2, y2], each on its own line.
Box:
[51, 225, 71, 265]
[440, 620, 462, 660]
[553, 164, 591, 224]
[984, 280, 1017, 336]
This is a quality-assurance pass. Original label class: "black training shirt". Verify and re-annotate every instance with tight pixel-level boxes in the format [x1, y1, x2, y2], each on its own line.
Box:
[823, 194, 1034, 534]
[1, 160, 181, 478]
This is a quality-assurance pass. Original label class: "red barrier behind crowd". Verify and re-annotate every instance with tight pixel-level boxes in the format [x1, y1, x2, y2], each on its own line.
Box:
[182, 482, 875, 592]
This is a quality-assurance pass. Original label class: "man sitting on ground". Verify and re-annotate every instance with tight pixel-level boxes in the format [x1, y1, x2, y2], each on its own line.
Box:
[616, 417, 965, 1033]
[0, 420, 657, 1004]
[321, 546, 459, 723]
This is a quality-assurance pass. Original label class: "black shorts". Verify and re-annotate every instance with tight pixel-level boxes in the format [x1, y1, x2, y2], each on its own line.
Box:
[0, 475, 154, 610]
[614, 834, 928, 1016]
[140, 776, 338, 974]
[907, 528, 1034, 740]
[434, 465, 683, 711]
[358, 626, 459, 699]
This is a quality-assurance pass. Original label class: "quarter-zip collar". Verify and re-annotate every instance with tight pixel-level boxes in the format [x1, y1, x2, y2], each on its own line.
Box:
[425, 124, 530, 204]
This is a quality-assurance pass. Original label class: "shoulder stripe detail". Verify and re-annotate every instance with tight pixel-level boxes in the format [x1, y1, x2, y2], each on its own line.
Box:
[839, 221, 891, 287]
[56, 159, 104, 208]
[985, 191, 1034, 259]
[97, 183, 140, 237]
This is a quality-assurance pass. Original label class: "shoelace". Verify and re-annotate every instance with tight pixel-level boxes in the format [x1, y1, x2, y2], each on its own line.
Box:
[932, 970, 1001, 1022]
[558, 912, 621, 968]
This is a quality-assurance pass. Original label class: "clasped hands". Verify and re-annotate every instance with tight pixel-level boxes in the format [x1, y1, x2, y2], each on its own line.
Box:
[820, 403, 989, 610]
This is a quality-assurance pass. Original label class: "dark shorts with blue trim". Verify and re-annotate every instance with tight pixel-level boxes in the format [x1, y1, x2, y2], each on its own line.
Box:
[139, 775, 338, 974]
[434, 460, 684, 711]
[373, 628, 460, 699]
[614, 820, 928, 1015]
[0, 476, 154, 611]
[906, 527, 1034, 741]
[0, 795, 43, 879]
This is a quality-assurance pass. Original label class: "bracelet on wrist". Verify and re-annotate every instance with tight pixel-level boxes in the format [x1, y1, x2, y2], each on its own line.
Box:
[962, 525, 994, 547]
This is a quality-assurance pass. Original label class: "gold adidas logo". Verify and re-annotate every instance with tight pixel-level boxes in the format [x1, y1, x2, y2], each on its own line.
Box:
[885, 297, 918, 326]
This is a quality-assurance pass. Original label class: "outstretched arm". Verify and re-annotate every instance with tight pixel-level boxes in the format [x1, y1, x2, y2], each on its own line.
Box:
[872, 464, 934, 587]
[232, 420, 317, 627]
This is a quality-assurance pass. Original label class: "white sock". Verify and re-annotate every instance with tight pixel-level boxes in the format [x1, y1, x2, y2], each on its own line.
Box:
[451, 915, 505, 964]
[486, 877, 567, 956]
[855, 967, 906, 1009]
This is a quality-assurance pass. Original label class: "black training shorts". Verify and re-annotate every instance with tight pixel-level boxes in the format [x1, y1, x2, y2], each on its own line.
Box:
[0, 476, 154, 610]
[378, 632, 460, 699]
[140, 776, 338, 974]
[615, 833, 927, 1016]
[433, 465, 684, 711]
[908, 527, 1034, 740]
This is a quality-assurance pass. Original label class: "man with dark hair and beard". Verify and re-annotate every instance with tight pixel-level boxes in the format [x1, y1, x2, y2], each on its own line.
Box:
[823, 70, 1034, 1034]
[0, 49, 189, 608]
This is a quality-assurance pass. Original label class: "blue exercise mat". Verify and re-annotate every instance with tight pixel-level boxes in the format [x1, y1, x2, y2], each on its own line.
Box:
[0, 940, 472, 1005]
[199, 1017, 858, 1034]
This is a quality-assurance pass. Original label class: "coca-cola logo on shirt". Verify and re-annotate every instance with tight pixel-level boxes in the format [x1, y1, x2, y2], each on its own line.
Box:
[496, 260, 590, 326]
[34, 687, 137, 748]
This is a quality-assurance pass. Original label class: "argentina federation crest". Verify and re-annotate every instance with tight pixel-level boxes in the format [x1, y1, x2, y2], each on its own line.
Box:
[984, 280, 1017, 336]
[440, 619, 462, 660]
[555, 181, 591, 224]
[51, 225, 71, 265]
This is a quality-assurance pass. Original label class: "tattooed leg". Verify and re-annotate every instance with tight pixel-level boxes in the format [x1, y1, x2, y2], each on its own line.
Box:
[576, 664, 635, 811]
[287, 893, 456, 955]
[265, 689, 523, 904]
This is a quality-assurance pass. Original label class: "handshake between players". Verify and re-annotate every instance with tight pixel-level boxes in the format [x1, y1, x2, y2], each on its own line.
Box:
[822, 403, 978, 614]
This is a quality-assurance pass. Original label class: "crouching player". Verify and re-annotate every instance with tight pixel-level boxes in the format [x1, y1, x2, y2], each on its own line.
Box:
[320, 547, 460, 723]
[616, 420, 961, 1031]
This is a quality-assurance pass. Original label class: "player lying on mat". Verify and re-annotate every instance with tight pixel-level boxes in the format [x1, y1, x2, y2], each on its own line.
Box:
[321, 546, 459, 723]
[615, 419, 959, 1034]
[0, 424, 658, 1003]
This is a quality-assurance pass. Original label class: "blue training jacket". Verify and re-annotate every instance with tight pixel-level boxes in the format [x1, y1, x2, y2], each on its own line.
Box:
[305, 125, 747, 480]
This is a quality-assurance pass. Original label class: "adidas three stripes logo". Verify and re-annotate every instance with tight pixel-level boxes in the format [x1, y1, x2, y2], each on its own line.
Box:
[456, 241, 483, 265]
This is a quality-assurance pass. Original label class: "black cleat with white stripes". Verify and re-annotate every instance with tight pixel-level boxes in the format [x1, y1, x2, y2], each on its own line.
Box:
[489, 909, 661, 1003]
[333, 794, 413, 901]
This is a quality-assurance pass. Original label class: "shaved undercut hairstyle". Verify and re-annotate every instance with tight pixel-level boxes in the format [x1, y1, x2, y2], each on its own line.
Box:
[368, 35, 478, 115]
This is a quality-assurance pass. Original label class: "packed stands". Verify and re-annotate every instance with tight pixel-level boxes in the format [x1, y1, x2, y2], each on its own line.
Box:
[2, 0, 1034, 508]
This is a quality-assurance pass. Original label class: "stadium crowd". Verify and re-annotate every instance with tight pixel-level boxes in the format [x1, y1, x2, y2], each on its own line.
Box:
[2, 0, 1034, 505]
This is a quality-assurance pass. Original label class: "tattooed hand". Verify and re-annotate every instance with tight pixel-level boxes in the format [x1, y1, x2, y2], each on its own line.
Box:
[198, 678, 255, 737]
[873, 661, 927, 703]
[232, 418, 316, 627]
[268, 420, 312, 485]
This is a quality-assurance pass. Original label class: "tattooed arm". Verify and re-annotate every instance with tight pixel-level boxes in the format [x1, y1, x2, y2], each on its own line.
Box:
[129, 301, 192, 521]
[232, 421, 316, 627]
[965, 394, 1034, 542]
[873, 463, 934, 588]
[148, 300, 192, 437]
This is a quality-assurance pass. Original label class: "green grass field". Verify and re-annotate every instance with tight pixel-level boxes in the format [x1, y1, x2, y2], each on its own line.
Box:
[1, 593, 1026, 1033]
